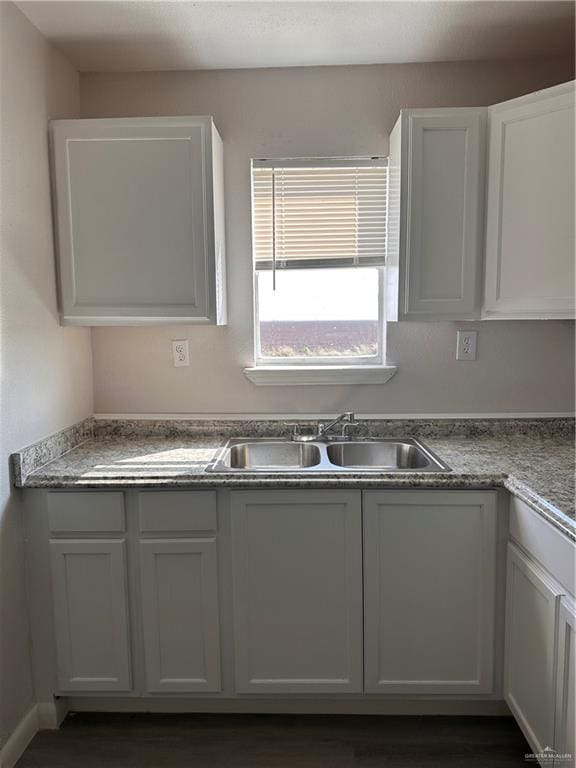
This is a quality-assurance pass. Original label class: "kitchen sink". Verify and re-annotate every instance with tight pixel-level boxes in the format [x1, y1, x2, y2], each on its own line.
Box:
[326, 441, 433, 470]
[221, 441, 321, 470]
[208, 437, 450, 473]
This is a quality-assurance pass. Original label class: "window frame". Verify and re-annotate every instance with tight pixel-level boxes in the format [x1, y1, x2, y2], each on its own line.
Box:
[250, 156, 388, 370]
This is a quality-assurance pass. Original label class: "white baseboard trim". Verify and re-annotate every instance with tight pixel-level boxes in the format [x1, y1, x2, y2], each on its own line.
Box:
[37, 700, 68, 729]
[0, 706, 38, 768]
[0, 701, 67, 768]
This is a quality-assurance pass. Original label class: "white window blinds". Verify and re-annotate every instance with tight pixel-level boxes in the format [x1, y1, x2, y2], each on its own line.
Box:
[252, 158, 388, 270]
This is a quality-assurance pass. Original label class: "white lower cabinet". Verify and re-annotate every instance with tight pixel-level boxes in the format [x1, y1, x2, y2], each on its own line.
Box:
[554, 599, 576, 766]
[50, 539, 132, 692]
[363, 490, 497, 694]
[230, 490, 363, 694]
[139, 538, 221, 693]
[42, 483, 575, 737]
[504, 543, 562, 754]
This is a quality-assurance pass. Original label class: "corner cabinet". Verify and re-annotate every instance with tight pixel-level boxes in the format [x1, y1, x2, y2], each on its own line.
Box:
[50, 117, 227, 325]
[555, 598, 576, 766]
[504, 543, 562, 755]
[483, 82, 575, 319]
[387, 108, 486, 321]
[387, 81, 575, 322]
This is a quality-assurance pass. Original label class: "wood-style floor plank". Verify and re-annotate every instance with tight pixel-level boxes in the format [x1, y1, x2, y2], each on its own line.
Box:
[15, 713, 531, 767]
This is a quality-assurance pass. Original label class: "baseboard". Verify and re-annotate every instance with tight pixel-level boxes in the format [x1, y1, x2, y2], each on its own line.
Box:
[68, 696, 511, 717]
[37, 700, 68, 729]
[0, 701, 67, 768]
[0, 705, 38, 768]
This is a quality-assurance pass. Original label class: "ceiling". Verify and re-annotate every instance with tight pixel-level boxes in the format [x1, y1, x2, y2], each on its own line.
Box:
[16, 1, 576, 73]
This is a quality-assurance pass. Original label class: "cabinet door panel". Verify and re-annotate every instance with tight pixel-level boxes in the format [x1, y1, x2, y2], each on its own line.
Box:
[50, 116, 226, 325]
[388, 109, 485, 320]
[484, 83, 575, 318]
[50, 539, 131, 692]
[230, 490, 362, 694]
[555, 599, 575, 766]
[140, 539, 221, 693]
[363, 490, 497, 694]
[505, 544, 561, 754]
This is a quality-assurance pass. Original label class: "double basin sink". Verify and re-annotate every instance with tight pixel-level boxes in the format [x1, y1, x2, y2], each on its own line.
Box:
[208, 437, 451, 474]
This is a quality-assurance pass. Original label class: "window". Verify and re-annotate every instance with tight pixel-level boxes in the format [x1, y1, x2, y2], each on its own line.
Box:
[250, 158, 389, 375]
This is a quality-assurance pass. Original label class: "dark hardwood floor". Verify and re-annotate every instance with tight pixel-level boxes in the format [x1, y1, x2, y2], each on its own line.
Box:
[16, 713, 531, 767]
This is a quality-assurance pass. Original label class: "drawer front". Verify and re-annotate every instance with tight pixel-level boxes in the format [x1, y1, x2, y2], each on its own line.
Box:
[138, 491, 217, 533]
[48, 492, 125, 533]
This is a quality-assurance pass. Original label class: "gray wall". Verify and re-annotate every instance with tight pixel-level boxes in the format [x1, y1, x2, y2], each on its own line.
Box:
[0, 3, 93, 744]
[82, 60, 575, 416]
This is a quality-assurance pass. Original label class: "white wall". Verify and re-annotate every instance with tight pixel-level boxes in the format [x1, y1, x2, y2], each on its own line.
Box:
[82, 60, 574, 416]
[0, 3, 93, 744]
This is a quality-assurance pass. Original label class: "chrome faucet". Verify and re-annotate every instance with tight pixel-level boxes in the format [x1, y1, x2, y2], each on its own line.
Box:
[292, 412, 359, 442]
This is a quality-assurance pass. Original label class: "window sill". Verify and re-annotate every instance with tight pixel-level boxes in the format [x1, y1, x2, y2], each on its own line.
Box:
[243, 365, 398, 386]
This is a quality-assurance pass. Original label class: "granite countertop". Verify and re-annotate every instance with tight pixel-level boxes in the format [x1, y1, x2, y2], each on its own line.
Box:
[13, 417, 575, 541]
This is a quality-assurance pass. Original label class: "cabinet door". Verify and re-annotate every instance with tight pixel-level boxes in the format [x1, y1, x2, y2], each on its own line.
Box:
[139, 539, 221, 693]
[363, 490, 497, 694]
[484, 82, 575, 319]
[555, 598, 575, 766]
[50, 117, 225, 325]
[505, 544, 562, 754]
[388, 109, 485, 320]
[230, 490, 363, 694]
[50, 539, 131, 692]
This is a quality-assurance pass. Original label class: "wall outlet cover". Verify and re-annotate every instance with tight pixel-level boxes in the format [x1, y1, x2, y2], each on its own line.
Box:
[456, 330, 478, 361]
[172, 339, 190, 367]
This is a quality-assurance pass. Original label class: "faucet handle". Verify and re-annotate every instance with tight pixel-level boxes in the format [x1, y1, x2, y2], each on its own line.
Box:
[291, 423, 318, 442]
[341, 420, 359, 440]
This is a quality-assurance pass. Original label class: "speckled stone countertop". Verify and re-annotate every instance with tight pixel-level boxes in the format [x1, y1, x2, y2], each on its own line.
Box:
[13, 417, 575, 541]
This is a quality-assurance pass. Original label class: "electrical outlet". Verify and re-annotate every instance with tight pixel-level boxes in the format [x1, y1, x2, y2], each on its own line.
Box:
[456, 330, 478, 361]
[172, 339, 190, 367]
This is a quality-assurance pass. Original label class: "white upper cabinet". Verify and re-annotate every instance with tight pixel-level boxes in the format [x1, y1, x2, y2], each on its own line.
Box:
[50, 117, 226, 325]
[483, 82, 575, 319]
[387, 108, 486, 321]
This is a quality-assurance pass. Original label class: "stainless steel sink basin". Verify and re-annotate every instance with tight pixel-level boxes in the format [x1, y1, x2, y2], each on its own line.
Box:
[208, 437, 450, 473]
[326, 441, 433, 469]
[221, 441, 321, 470]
